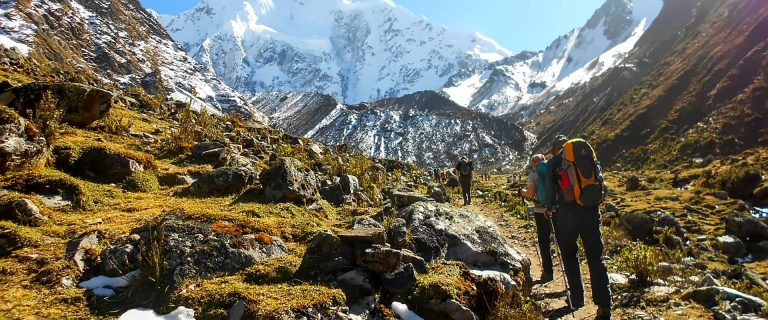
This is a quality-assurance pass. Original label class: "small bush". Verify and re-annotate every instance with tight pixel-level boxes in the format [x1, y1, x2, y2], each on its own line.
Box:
[123, 171, 159, 193]
[95, 112, 132, 135]
[31, 90, 64, 142]
[611, 241, 662, 285]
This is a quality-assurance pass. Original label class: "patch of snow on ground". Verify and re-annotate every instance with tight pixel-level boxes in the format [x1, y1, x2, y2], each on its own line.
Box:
[391, 302, 424, 320]
[78, 270, 141, 297]
[118, 307, 196, 320]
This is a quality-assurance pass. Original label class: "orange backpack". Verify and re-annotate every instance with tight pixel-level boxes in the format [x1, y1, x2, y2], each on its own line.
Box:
[558, 138, 605, 206]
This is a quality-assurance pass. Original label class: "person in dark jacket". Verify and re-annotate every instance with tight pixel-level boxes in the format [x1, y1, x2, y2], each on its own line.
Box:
[455, 156, 474, 205]
[544, 135, 612, 319]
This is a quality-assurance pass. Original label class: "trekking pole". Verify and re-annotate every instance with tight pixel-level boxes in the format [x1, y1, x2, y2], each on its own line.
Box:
[548, 208, 575, 316]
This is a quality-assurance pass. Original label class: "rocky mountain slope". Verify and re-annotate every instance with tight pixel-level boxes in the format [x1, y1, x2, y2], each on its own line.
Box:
[441, 0, 664, 116]
[532, 0, 768, 167]
[251, 90, 529, 168]
[161, 0, 509, 104]
[0, 0, 267, 121]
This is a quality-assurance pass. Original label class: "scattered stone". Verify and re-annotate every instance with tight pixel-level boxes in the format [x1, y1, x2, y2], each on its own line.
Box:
[656, 262, 674, 278]
[307, 144, 324, 160]
[608, 273, 630, 286]
[337, 268, 374, 302]
[1, 198, 47, 226]
[604, 202, 619, 214]
[191, 141, 226, 164]
[716, 235, 747, 257]
[683, 286, 767, 311]
[384, 188, 431, 209]
[429, 185, 447, 203]
[349, 216, 383, 230]
[700, 274, 721, 287]
[381, 263, 417, 293]
[387, 218, 408, 250]
[725, 213, 768, 242]
[158, 173, 194, 187]
[339, 175, 360, 195]
[357, 244, 401, 273]
[648, 286, 678, 296]
[742, 268, 768, 291]
[625, 176, 642, 191]
[181, 167, 257, 197]
[66, 232, 101, 272]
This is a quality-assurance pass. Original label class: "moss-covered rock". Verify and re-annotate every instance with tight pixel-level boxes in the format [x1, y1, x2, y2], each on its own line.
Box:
[123, 171, 159, 193]
[172, 276, 346, 320]
[242, 255, 302, 285]
[0, 171, 93, 209]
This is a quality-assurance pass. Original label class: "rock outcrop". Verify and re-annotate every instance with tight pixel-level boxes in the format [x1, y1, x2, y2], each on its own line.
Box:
[0, 106, 47, 174]
[0, 82, 115, 127]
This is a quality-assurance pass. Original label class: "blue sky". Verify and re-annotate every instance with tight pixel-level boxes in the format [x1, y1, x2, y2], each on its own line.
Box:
[139, 0, 605, 53]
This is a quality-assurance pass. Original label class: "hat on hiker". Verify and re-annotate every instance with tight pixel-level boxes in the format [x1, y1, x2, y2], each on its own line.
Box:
[551, 135, 568, 152]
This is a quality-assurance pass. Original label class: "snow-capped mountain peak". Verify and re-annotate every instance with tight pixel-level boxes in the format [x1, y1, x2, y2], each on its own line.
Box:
[162, 0, 511, 104]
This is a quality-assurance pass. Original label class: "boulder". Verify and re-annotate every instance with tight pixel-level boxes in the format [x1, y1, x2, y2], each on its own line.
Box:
[400, 249, 427, 274]
[625, 175, 642, 191]
[398, 202, 530, 275]
[338, 228, 386, 247]
[699, 274, 721, 287]
[357, 244, 401, 273]
[339, 175, 360, 195]
[148, 215, 288, 289]
[716, 235, 747, 258]
[66, 232, 101, 272]
[381, 263, 417, 293]
[158, 173, 194, 187]
[656, 213, 685, 238]
[100, 244, 140, 277]
[320, 184, 347, 206]
[1, 198, 47, 226]
[620, 212, 655, 241]
[216, 145, 251, 168]
[307, 144, 324, 160]
[248, 157, 320, 204]
[296, 230, 353, 281]
[350, 216, 383, 230]
[0, 106, 47, 174]
[725, 213, 768, 242]
[0, 227, 24, 256]
[191, 141, 226, 164]
[337, 268, 374, 302]
[429, 186, 447, 203]
[683, 286, 767, 311]
[55, 147, 145, 183]
[387, 218, 408, 250]
[470, 269, 519, 292]
[384, 188, 431, 209]
[0, 82, 115, 127]
[181, 167, 257, 197]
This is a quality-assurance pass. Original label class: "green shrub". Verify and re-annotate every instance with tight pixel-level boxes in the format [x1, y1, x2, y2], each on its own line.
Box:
[611, 241, 662, 285]
[32, 90, 64, 142]
[123, 171, 159, 193]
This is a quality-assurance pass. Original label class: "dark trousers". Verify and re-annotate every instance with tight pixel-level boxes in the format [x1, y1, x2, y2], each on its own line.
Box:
[533, 211, 554, 275]
[555, 205, 611, 310]
[459, 175, 472, 205]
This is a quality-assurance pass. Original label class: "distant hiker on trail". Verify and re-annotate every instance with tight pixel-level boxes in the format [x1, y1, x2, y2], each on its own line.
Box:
[455, 156, 474, 205]
[433, 168, 441, 183]
[544, 135, 611, 319]
[518, 153, 554, 283]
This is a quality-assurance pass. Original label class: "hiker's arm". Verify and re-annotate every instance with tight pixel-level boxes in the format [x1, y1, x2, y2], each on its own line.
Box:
[520, 182, 537, 199]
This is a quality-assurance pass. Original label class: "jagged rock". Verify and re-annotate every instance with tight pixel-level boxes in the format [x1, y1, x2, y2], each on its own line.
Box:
[337, 268, 374, 302]
[246, 157, 320, 204]
[608, 273, 630, 286]
[399, 202, 530, 275]
[384, 188, 431, 208]
[339, 175, 360, 195]
[148, 215, 288, 289]
[338, 228, 386, 247]
[216, 145, 251, 168]
[0, 82, 115, 127]
[0, 107, 47, 174]
[620, 212, 655, 241]
[382, 263, 417, 293]
[725, 213, 768, 242]
[191, 141, 226, 164]
[181, 167, 257, 197]
[400, 249, 427, 274]
[357, 244, 401, 273]
[158, 173, 194, 187]
[1, 198, 47, 226]
[350, 216, 383, 230]
[700, 274, 721, 287]
[100, 244, 140, 277]
[625, 175, 642, 191]
[387, 218, 408, 250]
[716, 235, 747, 258]
[307, 144, 324, 160]
[66, 232, 101, 272]
[429, 299, 478, 320]
[320, 184, 347, 206]
[296, 230, 353, 281]
[682, 286, 767, 311]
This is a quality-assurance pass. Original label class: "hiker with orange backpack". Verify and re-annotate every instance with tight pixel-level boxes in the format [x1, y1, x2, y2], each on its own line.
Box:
[544, 135, 612, 320]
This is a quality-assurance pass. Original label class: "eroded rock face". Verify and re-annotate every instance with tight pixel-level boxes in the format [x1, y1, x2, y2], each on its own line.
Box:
[149, 215, 288, 289]
[0, 107, 47, 174]
[398, 202, 530, 275]
[0, 82, 115, 127]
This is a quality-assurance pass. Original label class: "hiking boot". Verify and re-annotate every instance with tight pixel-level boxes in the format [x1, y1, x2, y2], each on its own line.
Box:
[595, 307, 611, 319]
[566, 298, 584, 310]
[539, 272, 553, 283]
